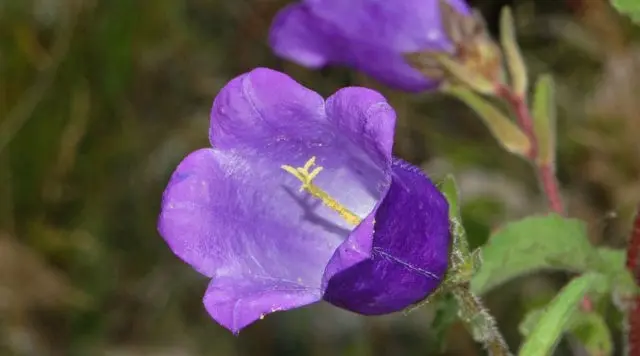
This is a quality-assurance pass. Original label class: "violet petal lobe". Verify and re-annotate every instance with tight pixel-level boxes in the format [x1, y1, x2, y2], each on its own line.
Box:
[323, 158, 451, 314]
[325, 87, 395, 163]
[159, 68, 399, 332]
[159, 148, 329, 333]
[303, 0, 470, 52]
[268, 4, 334, 69]
[269, 0, 472, 91]
[209, 67, 324, 150]
[203, 275, 321, 334]
[159, 148, 345, 283]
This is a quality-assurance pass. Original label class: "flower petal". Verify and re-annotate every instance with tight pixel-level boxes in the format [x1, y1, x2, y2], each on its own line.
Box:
[209, 67, 325, 150]
[321, 212, 376, 289]
[353, 51, 439, 92]
[158, 148, 343, 285]
[325, 87, 395, 163]
[304, 0, 469, 52]
[323, 158, 450, 314]
[269, 4, 334, 68]
[203, 275, 321, 334]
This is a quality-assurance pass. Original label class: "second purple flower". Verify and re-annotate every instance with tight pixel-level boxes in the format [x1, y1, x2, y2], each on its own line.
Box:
[269, 0, 472, 91]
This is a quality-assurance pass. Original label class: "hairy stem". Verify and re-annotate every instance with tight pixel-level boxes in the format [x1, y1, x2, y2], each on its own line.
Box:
[452, 284, 511, 356]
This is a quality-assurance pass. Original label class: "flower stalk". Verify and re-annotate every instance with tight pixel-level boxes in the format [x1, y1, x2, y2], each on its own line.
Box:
[407, 5, 565, 214]
[437, 177, 512, 356]
[446, 252, 510, 356]
[451, 285, 510, 356]
[494, 5, 564, 216]
[495, 83, 564, 215]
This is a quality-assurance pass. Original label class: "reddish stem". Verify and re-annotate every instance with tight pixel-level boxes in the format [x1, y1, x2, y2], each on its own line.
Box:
[496, 85, 564, 215]
[626, 208, 640, 355]
[537, 164, 564, 215]
[626, 210, 640, 277]
[499, 86, 538, 159]
[496, 83, 596, 331]
[629, 303, 640, 356]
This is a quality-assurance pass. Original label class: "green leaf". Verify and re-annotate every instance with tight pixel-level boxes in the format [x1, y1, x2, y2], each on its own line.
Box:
[594, 247, 629, 283]
[471, 214, 596, 294]
[520, 308, 613, 356]
[438, 174, 470, 269]
[445, 86, 531, 158]
[595, 248, 639, 309]
[438, 174, 462, 224]
[519, 273, 607, 356]
[403, 282, 446, 315]
[571, 312, 613, 356]
[595, 247, 625, 271]
[611, 0, 640, 24]
[500, 7, 528, 97]
[519, 308, 544, 337]
[532, 75, 556, 166]
[470, 248, 483, 274]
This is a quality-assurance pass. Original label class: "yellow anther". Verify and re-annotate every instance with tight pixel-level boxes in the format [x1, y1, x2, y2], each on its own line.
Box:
[302, 156, 316, 171]
[281, 156, 362, 226]
[307, 166, 323, 181]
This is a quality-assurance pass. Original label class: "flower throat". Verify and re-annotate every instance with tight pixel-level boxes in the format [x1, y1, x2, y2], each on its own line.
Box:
[281, 156, 362, 226]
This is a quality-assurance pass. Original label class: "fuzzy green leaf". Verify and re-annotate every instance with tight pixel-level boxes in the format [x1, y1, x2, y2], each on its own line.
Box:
[471, 214, 596, 294]
[611, 0, 640, 24]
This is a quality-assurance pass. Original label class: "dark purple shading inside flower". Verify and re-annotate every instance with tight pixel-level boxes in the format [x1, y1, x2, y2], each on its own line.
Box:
[158, 68, 450, 334]
[269, 0, 471, 92]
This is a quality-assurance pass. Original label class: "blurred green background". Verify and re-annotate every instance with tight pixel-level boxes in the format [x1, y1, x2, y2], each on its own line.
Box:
[1, 0, 639, 355]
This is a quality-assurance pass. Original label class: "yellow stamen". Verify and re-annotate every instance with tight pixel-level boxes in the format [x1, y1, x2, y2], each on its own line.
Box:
[281, 156, 362, 226]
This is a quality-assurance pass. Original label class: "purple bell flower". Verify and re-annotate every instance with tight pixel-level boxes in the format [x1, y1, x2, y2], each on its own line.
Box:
[158, 68, 450, 334]
[268, 0, 472, 92]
